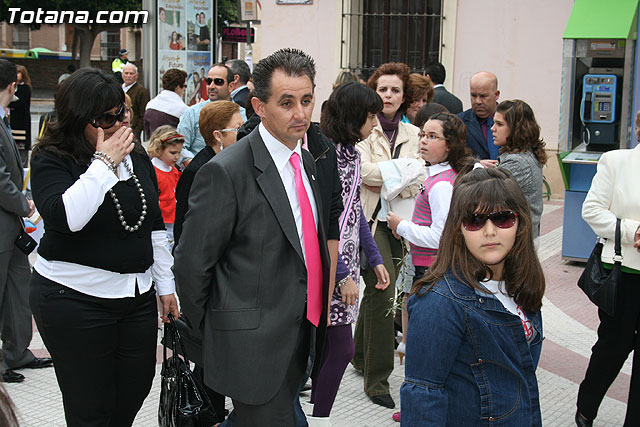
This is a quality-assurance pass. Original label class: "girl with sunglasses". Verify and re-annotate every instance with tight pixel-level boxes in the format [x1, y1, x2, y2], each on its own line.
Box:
[491, 99, 547, 244]
[386, 112, 474, 422]
[401, 167, 545, 426]
[29, 68, 179, 427]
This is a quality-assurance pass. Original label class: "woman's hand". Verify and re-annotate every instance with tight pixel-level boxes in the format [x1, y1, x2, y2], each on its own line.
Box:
[159, 293, 179, 323]
[386, 211, 402, 233]
[634, 225, 640, 253]
[340, 276, 358, 306]
[374, 264, 390, 290]
[96, 126, 134, 166]
[479, 159, 498, 168]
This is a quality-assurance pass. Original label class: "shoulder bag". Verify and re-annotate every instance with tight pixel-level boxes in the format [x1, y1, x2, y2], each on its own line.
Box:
[158, 313, 217, 427]
[577, 218, 621, 316]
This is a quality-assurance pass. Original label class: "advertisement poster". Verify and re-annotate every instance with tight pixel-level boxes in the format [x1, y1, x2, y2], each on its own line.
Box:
[157, 0, 212, 104]
[186, 52, 211, 105]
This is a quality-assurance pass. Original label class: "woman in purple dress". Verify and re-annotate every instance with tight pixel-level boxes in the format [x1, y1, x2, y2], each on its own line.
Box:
[307, 82, 390, 425]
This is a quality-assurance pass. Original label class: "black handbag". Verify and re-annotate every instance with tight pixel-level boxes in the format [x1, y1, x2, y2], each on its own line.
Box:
[577, 218, 621, 317]
[15, 222, 37, 255]
[158, 313, 217, 427]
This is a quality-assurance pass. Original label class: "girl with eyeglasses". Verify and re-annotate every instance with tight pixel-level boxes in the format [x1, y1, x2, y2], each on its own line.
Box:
[386, 113, 475, 422]
[491, 99, 547, 245]
[29, 68, 179, 427]
[400, 167, 545, 426]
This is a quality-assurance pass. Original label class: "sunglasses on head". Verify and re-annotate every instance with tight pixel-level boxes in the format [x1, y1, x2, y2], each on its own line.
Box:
[89, 104, 125, 129]
[462, 210, 518, 231]
[206, 77, 226, 86]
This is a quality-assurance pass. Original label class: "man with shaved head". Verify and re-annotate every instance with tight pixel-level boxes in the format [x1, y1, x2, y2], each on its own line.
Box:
[458, 71, 500, 162]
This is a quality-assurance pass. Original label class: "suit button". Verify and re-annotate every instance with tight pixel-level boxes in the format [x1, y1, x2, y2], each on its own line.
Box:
[478, 297, 484, 303]
[59, 290, 65, 295]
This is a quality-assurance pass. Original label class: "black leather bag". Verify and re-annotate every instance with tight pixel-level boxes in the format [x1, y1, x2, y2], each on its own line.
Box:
[15, 226, 37, 255]
[577, 219, 621, 317]
[158, 314, 217, 427]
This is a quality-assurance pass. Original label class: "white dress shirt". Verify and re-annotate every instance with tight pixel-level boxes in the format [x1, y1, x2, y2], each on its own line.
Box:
[259, 123, 318, 260]
[34, 155, 175, 298]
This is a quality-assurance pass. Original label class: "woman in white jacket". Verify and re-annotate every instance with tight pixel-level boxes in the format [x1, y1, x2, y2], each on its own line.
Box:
[576, 111, 640, 427]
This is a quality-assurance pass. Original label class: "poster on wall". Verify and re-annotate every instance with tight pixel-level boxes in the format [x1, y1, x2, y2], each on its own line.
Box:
[187, 0, 211, 52]
[157, 0, 212, 104]
[185, 52, 211, 105]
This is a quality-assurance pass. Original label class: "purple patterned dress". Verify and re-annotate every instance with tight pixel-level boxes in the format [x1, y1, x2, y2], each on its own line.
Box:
[329, 144, 362, 326]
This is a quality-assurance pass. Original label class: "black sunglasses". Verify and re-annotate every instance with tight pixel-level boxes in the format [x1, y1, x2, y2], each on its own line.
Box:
[206, 77, 226, 86]
[462, 210, 518, 231]
[89, 104, 125, 129]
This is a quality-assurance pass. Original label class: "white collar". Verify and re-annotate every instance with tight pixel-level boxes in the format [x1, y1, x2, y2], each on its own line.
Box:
[151, 157, 172, 172]
[259, 122, 302, 173]
[426, 161, 451, 177]
[122, 82, 136, 92]
[433, 84, 445, 89]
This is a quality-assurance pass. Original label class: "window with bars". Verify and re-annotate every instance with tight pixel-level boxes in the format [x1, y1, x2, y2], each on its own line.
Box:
[12, 25, 29, 50]
[342, 0, 443, 78]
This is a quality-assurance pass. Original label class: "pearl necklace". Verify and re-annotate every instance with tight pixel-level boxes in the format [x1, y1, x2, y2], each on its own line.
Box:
[108, 157, 147, 232]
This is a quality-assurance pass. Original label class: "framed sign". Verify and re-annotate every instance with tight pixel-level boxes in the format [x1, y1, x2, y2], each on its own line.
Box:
[276, 0, 312, 4]
[240, 0, 259, 21]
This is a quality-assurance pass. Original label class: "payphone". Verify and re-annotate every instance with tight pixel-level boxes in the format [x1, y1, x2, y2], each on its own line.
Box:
[580, 74, 620, 145]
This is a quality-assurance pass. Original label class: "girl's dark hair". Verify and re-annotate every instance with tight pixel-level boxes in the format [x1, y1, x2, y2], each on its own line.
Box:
[34, 68, 145, 164]
[496, 99, 547, 165]
[0, 383, 18, 427]
[367, 62, 413, 114]
[413, 102, 448, 128]
[320, 82, 382, 146]
[413, 168, 545, 313]
[427, 112, 474, 176]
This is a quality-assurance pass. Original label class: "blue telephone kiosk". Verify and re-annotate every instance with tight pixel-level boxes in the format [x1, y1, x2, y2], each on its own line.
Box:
[580, 74, 618, 146]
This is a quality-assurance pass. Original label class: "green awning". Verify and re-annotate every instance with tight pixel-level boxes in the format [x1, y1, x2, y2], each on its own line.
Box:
[564, 0, 638, 40]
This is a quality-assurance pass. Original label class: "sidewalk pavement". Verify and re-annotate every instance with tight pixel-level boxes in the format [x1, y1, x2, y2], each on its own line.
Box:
[5, 199, 631, 426]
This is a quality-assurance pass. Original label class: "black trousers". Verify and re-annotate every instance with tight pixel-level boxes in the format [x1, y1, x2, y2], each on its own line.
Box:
[30, 271, 158, 427]
[577, 271, 640, 426]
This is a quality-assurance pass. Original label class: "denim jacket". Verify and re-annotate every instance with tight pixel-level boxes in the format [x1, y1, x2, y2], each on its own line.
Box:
[400, 271, 543, 426]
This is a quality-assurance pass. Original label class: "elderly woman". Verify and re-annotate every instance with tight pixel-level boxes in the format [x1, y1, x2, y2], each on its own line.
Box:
[144, 68, 188, 138]
[353, 62, 422, 409]
[29, 68, 179, 427]
[575, 111, 640, 427]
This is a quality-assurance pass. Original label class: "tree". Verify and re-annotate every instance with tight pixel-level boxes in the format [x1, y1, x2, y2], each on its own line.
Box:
[0, 1, 143, 68]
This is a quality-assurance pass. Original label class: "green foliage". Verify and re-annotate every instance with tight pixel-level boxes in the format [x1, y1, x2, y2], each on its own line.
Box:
[217, 0, 238, 34]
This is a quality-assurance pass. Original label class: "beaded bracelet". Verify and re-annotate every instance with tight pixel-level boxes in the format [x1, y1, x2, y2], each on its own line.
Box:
[93, 151, 117, 173]
[337, 276, 350, 289]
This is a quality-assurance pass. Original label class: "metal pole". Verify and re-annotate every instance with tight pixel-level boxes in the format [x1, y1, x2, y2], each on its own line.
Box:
[142, 0, 157, 98]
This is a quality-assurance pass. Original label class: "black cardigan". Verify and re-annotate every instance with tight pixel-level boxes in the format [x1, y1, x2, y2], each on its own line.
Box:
[31, 149, 164, 273]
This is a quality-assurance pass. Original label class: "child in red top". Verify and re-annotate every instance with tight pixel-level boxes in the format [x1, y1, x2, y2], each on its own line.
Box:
[147, 125, 184, 247]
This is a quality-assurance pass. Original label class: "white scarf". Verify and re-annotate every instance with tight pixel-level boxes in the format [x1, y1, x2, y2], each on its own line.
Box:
[145, 90, 188, 119]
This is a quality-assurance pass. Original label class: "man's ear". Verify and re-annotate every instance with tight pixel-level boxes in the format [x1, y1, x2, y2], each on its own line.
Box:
[252, 96, 265, 119]
[495, 90, 500, 101]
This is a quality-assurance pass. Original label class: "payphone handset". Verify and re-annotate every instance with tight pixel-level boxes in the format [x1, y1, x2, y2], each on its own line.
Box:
[580, 74, 617, 145]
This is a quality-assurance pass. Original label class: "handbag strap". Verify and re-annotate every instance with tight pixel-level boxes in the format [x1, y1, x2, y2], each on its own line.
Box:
[613, 218, 622, 263]
[164, 313, 191, 364]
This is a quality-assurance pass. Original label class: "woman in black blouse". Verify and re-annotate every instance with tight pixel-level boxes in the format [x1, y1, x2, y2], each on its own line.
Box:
[29, 69, 179, 427]
[8, 65, 31, 165]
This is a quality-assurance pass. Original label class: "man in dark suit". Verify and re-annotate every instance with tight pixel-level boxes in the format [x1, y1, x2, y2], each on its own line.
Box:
[457, 71, 500, 165]
[425, 62, 463, 114]
[174, 48, 331, 426]
[122, 63, 150, 138]
[0, 59, 52, 383]
[226, 59, 251, 108]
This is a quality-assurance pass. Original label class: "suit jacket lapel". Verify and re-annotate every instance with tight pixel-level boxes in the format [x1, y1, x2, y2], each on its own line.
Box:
[250, 130, 305, 263]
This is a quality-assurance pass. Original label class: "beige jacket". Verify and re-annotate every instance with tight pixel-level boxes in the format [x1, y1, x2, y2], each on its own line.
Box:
[582, 144, 640, 270]
[356, 120, 423, 221]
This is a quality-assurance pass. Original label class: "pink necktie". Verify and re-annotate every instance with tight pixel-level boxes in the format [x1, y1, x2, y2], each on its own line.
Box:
[289, 152, 322, 327]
